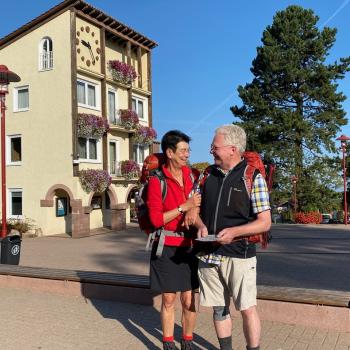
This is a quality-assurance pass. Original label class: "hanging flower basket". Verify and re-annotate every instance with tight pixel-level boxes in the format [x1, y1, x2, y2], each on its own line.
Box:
[119, 109, 139, 129]
[79, 169, 112, 194]
[108, 60, 137, 85]
[133, 126, 157, 145]
[120, 160, 141, 180]
[77, 114, 109, 139]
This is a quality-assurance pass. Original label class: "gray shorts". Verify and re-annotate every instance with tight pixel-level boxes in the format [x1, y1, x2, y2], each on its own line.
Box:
[198, 256, 257, 311]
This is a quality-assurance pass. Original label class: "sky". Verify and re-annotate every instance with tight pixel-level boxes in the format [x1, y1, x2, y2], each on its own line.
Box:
[0, 0, 349, 163]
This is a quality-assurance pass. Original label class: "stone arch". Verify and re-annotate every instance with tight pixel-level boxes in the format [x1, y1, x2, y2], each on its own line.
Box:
[40, 184, 75, 207]
[125, 184, 138, 204]
[86, 185, 118, 208]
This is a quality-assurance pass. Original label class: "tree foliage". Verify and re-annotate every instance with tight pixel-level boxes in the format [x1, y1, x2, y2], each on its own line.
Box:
[231, 5, 350, 211]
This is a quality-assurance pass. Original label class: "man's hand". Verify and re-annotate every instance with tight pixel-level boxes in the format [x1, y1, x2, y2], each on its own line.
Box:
[216, 227, 237, 245]
[183, 207, 199, 229]
[197, 224, 208, 238]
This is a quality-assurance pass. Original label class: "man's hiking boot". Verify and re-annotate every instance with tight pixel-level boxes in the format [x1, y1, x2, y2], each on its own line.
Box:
[163, 341, 177, 350]
[181, 339, 194, 350]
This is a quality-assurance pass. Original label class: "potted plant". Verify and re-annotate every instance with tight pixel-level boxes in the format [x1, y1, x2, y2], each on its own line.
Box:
[120, 160, 141, 180]
[119, 109, 139, 129]
[79, 169, 112, 193]
[133, 125, 157, 145]
[108, 60, 137, 85]
[77, 113, 109, 138]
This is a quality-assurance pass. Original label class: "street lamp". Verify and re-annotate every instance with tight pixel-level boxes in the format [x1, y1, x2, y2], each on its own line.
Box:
[336, 134, 350, 225]
[0, 65, 20, 238]
[291, 175, 298, 214]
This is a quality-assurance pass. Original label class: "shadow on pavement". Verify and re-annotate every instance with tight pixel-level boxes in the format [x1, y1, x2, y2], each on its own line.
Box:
[87, 297, 218, 350]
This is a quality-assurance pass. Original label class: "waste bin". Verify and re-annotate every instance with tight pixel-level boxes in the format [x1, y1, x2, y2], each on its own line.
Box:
[1, 235, 21, 265]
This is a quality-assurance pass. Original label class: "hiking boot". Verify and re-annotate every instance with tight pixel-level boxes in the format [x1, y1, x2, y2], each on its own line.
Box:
[181, 339, 194, 350]
[163, 341, 177, 350]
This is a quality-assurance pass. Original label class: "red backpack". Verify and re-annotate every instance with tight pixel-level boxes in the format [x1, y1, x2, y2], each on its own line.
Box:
[200, 151, 275, 248]
[136, 153, 198, 235]
[136, 153, 166, 235]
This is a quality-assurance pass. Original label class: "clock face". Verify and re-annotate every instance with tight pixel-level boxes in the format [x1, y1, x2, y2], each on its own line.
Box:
[76, 25, 101, 68]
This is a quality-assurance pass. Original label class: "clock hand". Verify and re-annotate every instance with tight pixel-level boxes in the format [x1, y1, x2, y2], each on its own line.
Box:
[89, 47, 95, 63]
[81, 39, 91, 49]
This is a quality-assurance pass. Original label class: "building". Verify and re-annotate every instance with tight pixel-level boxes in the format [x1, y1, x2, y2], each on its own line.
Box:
[0, 0, 157, 237]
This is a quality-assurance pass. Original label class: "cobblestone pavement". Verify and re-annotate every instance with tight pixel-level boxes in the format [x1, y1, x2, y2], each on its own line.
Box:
[0, 287, 349, 350]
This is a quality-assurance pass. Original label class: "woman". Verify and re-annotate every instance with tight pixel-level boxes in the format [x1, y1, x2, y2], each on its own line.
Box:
[147, 130, 201, 350]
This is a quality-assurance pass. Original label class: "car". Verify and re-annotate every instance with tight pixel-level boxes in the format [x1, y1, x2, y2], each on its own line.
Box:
[321, 214, 332, 224]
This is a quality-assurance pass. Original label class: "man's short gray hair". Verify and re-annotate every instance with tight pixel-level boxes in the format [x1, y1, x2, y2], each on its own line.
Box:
[215, 125, 246, 154]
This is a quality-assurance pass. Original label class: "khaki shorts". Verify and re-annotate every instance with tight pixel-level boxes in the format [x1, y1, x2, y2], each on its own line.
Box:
[198, 256, 257, 311]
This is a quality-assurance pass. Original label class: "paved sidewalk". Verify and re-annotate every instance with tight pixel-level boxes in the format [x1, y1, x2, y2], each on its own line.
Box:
[0, 286, 349, 350]
[5, 223, 349, 349]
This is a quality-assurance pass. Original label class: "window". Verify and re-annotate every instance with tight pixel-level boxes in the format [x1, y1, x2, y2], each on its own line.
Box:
[9, 189, 22, 218]
[7, 135, 21, 165]
[39, 37, 53, 70]
[133, 144, 147, 165]
[77, 79, 99, 109]
[78, 137, 100, 162]
[132, 96, 145, 120]
[14, 86, 29, 112]
[108, 90, 118, 124]
[109, 140, 120, 175]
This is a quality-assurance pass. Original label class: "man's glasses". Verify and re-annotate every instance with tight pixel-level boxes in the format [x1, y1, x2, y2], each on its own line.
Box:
[210, 144, 234, 152]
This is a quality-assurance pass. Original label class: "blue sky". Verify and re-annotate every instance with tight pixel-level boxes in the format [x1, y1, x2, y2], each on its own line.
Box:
[0, 0, 349, 163]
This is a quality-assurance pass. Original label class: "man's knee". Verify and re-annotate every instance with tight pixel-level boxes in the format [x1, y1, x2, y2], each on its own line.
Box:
[241, 305, 258, 319]
[213, 306, 230, 321]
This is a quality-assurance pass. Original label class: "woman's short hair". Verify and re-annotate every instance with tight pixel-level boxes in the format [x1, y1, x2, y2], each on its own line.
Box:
[161, 130, 191, 153]
[215, 125, 246, 154]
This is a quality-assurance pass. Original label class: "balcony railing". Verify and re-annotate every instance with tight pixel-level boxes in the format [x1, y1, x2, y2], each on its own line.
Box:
[39, 52, 53, 70]
[109, 161, 122, 177]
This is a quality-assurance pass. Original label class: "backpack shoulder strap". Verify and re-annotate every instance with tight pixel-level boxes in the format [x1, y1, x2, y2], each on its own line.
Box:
[243, 164, 259, 197]
[153, 168, 167, 202]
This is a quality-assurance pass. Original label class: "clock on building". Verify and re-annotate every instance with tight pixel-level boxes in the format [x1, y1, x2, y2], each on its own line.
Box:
[76, 25, 101, 67]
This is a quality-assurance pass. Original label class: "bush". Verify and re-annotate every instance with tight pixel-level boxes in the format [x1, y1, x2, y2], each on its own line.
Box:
[1, 217, 36, 236]
[281, 209, 294, 223]
[294, 211, 322, 224]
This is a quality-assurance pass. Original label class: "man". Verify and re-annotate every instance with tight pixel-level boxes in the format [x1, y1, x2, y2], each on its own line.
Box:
[194, 125, 271, 350]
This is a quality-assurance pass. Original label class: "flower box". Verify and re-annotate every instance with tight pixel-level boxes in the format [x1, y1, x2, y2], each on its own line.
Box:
[120, 160, 141, 180]
[77, 113, 109, 139]
[119, 109, 139, 129]
[133, 126, 157, 145]
[108, 60, 137, 85]
[79, 169, 112, 194]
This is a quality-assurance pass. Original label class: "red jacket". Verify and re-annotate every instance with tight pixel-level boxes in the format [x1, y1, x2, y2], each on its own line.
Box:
[147, 165, 198, 246]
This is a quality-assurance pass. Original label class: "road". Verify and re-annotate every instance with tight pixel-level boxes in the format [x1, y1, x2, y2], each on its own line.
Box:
[257, 224, 350, 291]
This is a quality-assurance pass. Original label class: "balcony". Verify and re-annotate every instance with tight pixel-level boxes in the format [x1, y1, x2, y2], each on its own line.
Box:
[108, 116, 136, 133]
[110, 160, 140, 186]
[109, 161, 122, 177]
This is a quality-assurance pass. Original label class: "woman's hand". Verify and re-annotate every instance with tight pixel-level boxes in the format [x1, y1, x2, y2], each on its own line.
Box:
[182, 192, 201, 211]
[183, 207, 199, 229]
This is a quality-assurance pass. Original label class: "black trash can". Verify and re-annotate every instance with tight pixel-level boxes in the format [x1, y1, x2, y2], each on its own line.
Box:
[1, 235, 21, 265]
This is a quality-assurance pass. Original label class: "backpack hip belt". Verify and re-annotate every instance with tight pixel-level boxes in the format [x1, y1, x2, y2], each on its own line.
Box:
[146, 229, 193, 257]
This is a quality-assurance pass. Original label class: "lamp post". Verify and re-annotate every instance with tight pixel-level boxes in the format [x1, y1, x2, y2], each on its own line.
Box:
[291, 175, 298, 214]
[0, 65, 20, 238]
[336, 134, 350, 225]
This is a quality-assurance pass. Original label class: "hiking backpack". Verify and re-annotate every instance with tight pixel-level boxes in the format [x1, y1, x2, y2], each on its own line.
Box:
[136, 153, 167, 235]
[200, 151, 276, 248]
[135, 153, 198, 235]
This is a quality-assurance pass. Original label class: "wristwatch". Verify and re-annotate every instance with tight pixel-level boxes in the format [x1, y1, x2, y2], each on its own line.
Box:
[177, 206, 184, 214]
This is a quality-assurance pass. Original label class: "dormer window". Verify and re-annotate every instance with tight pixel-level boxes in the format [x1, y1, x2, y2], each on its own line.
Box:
[39, 37, 53, 71]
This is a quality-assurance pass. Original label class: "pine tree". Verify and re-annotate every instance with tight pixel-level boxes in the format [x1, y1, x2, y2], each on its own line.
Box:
[231, 5, 350, 211]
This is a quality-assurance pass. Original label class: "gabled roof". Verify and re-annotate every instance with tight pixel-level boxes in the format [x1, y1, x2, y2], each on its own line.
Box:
[0, 0, 158, 50]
